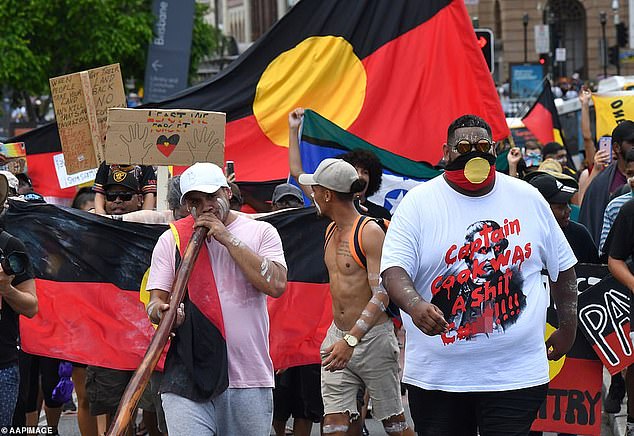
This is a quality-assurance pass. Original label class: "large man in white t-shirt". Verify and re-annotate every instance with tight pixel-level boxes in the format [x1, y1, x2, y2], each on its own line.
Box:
[381, 115, 579, 436]
[145, 162, 287, 435]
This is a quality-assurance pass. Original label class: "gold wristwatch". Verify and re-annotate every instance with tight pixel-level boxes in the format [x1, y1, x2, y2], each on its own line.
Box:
[343, 333, 359, 348]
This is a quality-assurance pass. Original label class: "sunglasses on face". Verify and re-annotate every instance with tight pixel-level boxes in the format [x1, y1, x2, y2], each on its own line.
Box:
[105, 192, 135, 202]
[451, 139, 494, 154]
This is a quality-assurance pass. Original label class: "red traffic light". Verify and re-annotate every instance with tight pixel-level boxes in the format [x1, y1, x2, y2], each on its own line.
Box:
[477, 36, 488, 48]
[539, 58, 545, 65]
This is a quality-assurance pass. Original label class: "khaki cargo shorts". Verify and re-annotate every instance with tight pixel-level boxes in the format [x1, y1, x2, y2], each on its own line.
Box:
[320, 320, 404, 421]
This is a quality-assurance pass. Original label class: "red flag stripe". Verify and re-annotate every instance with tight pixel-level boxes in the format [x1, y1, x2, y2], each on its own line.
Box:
[20, 279, 165, 371]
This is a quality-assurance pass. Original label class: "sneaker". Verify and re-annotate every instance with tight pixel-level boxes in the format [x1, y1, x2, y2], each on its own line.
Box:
[604, 374, 626, 414]
[626, 421, 634, 436]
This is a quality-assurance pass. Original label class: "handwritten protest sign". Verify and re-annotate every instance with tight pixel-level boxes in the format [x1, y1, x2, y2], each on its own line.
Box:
[0, 142, 27, 174]
[50, 64, 126, 174]
[53, 153, 98, 189]
[104, 108, 225, 166]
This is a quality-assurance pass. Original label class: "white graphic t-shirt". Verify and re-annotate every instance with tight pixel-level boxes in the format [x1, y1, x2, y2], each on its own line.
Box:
[380, 173, 576, 392]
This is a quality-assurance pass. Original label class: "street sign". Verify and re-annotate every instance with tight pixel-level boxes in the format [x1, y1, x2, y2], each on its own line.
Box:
[620, 48, 634, 63]
[555, 48, 567, 62]
[535, 24, 550, 54]
[143, 0, 196, 103]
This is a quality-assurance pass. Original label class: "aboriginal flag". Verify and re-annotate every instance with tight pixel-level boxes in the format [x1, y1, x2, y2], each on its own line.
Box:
[10, 0, 507, 192]
[2, 200, 166, 370]
[3, 200, 331, 371]
[521, 84, 565, 146]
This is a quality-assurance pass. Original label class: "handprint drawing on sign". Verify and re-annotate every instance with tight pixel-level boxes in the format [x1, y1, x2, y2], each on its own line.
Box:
[186, 129, 221, 163]
[118, 124, 153, 163]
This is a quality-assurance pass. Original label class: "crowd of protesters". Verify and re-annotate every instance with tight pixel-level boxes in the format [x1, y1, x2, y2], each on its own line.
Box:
[0, 99, 633, 436]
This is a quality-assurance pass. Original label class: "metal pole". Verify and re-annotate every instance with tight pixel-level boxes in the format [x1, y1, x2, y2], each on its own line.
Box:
[523, 14, 529, 63]
[601, 11, 608, 77]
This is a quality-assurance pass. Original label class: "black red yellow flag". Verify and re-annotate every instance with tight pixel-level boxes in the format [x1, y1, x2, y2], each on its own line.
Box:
[11, 0, 507, 196]
[4, 200, 331, 371]
[522, 84, 564, 146]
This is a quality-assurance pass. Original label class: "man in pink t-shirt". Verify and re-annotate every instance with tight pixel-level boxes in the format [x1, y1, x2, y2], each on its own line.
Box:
[146, 162, 287, 435]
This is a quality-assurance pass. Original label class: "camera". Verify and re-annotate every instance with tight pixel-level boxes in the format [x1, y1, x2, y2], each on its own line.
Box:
[0, 248, 28, 276]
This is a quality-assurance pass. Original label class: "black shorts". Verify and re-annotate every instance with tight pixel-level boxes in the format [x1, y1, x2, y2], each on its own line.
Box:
[273, 364, 323, 423]
[19, 352, 64, 411]
[85, 366, 158, 417]
[407, 383, 548, 436]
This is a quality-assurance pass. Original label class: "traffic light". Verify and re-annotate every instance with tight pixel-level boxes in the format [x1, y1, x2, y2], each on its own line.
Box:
[617, 23, 629, 48]
[609, 45, 620, 66]
[539, 53, 549, 66]
[475, 29, 494, 74]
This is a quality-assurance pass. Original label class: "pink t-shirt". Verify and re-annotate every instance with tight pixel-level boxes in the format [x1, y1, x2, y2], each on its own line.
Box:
[147, 214, 287, 388]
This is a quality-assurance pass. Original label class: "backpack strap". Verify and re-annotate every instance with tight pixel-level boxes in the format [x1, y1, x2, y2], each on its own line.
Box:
[324, 222, 337, 251]
[350, 216, 373, 269]
[351, 217, 390, 270]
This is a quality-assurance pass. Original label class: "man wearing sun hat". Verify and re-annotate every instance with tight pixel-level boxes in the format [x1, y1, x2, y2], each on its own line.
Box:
[146, 162, 287, 435]
[526, 169, 598, 263]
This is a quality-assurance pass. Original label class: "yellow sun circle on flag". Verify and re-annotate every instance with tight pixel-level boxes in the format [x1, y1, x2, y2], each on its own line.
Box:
[546, 322, 566, 380]
[253, 36, 367, 147]
[464, 158, 491, 184]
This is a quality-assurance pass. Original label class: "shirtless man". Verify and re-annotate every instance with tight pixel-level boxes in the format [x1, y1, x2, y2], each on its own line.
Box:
[298, 158, 409, 436]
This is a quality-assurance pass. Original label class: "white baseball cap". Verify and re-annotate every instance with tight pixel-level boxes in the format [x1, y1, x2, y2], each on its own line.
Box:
[298, 158, 359, 193]
[180, 162, 229, 203]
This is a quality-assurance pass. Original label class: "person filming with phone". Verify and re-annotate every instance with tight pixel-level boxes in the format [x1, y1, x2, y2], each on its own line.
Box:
[580, 121, 634, 244]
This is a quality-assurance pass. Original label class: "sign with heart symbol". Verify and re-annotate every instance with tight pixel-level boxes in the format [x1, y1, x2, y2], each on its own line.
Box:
[156, 134, 180, 157]
[105, 108, 226, 166]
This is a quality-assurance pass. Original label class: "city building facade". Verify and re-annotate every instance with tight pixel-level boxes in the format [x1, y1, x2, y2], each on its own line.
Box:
[467, 0, 634, 84]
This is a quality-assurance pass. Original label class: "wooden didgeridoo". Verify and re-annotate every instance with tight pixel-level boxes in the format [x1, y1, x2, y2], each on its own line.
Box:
[106, 225, 208, 436]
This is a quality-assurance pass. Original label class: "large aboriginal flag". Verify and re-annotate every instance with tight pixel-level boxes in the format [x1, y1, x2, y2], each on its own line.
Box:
[3, 200, 167, 370]
[10, 0, 507, 195]
[521, 84, 564, 146]
[4, 200, 332, 371]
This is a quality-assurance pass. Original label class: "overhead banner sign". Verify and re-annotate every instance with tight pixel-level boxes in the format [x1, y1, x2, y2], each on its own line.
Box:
[577, 263, 634, 375]
[143, 0, 196, 103]
[49, 64, 127, 174]
[104, 108, 226, 166]
[592, 91, 634, 139]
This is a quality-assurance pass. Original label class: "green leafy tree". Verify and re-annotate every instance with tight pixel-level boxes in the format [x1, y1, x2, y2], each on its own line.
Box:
[0, 0, 218, 122]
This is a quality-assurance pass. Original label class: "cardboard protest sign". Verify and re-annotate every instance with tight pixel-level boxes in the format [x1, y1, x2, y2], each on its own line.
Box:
[104, 108, 225, 166]
[53, 154, 98, 189]
[50, 64, 126, 174]
[0, 142, 27, 174]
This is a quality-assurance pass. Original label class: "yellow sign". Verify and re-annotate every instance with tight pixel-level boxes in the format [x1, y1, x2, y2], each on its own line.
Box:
[592, 91, 634, 139]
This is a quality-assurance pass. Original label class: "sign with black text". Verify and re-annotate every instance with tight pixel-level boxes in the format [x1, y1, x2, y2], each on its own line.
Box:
[577, 263, 634, 375]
